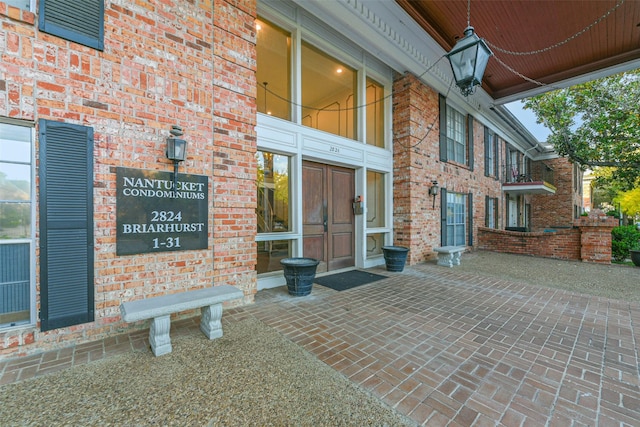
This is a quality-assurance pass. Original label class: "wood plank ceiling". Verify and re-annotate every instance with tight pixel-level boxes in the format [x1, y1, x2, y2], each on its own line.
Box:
[396, 0, 640, 101]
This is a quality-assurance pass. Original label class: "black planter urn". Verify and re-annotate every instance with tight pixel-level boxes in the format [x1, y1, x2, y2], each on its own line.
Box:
[280, 257, 320, 296]
[381, 246, 409, 272]
[630, 250, 640, 267]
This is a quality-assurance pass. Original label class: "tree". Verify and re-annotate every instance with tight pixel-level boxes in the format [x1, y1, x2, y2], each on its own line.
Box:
[523, 70, 640, 191]
[615, 187, 640, 219]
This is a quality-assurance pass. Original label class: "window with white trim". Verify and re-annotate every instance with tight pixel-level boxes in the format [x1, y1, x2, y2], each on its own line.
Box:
[446, 192, 467, 246]
[256, 150, 293, 274]
[446, 105, 466, 164]
[485, 196, 498, 229]
[0, 121, 33, 329]
[5, 0, 31, 10]
[256, 13, 390, 146]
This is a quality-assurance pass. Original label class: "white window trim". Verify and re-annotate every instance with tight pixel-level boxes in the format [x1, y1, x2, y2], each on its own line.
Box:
[0, 122, 36, 330]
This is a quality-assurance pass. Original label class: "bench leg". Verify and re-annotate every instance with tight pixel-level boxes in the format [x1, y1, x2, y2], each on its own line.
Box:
[437, 253, 455, 267]
[200, 304, 223, 340]
[149, 315, 172, 356]
[452, 252, 462, 266]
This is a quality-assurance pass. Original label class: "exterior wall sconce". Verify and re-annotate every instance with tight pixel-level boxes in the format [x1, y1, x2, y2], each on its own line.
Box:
[166, 125, 187, 194]
[445, 27, 493, 97]
[429, 180, 439, 209]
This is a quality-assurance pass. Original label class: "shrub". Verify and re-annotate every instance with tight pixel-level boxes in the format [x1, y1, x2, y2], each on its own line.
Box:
[611, 225, 640, 262]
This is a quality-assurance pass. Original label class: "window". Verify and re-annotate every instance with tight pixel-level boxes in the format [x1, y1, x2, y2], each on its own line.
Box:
[256, 151, 290, 233]
[256, 18, 291, 121]
[484, 127, 499, 177]
[485, 196, 498, 228]
[256, 13, 390, 147]
[439, 95, 473, 169]
[366, 233, 384, 258]
[446, 105, 466, 164]
[302, 42, 357, 139]
[366, 171, 385, 228]
[256, 151, 292, 275]
[446, 192, 467, 246]
[0, 122, 33, 329]
[39, 0, 104, 51]
[507, 147, 521, 182]
[365, 170, 386, 259]
[5, 0, 31, 10]
[366, 78, 385, 148]
[257, 240, 291, 274]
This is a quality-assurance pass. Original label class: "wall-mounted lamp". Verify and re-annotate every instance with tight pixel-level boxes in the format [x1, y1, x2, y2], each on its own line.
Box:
[445, 27, 493, 97]
[166, 125, 187, 195]
[429, 180, 439, 209]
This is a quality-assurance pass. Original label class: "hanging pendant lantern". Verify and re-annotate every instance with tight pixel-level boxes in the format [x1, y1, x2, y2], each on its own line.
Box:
[446, 26, 493, 96]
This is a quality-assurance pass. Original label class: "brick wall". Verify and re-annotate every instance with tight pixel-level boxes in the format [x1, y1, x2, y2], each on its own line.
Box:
[576, 212, 618, 263]
[477, 227, 582, 260]
[478, 210, 617, 263]
[392, 72, 504, 264]
[391, 72, 440, 263]
[531, 157, 581, 231]
[0, 0, 257, 357]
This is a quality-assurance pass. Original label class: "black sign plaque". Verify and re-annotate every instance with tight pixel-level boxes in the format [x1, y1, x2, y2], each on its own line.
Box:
[116, 167, 208, 255]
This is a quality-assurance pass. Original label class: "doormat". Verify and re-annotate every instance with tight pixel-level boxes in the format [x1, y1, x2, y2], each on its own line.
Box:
[314, 270, 388, 291]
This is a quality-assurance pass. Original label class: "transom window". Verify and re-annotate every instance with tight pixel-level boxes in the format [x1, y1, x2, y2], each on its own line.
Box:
[301, 42, 357, 139]
[256, 18, 291, 121]
[366, 78, 385, 148]
[256, 15, 389, 146]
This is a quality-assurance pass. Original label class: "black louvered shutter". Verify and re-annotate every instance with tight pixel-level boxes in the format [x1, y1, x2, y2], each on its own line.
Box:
[439, 94, 447, 162]
[440, 188, 448, 246]
[468, 193, 474, 246]
[484, 127, 490, 177]
[39, 120, 94, 332]
[39, 0, 104, 51]
[496, 137, 502, 181]
[467, 115, 474, 171]
[485, 195, 490, 226]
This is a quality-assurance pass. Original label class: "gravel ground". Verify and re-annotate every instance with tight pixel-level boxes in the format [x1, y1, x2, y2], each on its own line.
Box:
[0, 318, 415, 427]
[455, 250, 640, 302]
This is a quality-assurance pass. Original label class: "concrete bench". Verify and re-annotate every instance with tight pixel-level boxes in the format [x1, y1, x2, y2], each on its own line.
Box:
[120, 285, 243, 356]
[434, 246, 466, 267]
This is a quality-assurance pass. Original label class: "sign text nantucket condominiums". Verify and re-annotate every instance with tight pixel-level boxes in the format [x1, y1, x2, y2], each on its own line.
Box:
[116, 167, 208, 255]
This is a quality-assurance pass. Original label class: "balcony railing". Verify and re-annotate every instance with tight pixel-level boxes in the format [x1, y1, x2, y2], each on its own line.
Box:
[502, 164, 556, 195]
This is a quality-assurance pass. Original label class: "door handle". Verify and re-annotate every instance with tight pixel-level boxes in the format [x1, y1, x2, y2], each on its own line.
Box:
[323, 205, 328, 232]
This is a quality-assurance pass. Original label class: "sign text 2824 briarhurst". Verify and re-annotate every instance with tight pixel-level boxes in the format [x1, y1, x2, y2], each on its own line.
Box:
[116, 167, 208, 255]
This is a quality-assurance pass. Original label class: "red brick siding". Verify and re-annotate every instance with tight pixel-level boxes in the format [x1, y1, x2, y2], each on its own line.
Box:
[0, 0, 257, 357]
[531, 157, 582, 230]
[478, 213, 616, 264]
[477, 227, 582, 260]
[392, 72, 503, 263]
[576, 215, 618, 263]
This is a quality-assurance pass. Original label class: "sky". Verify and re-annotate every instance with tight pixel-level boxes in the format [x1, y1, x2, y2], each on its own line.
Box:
[505, 100, 551, 143]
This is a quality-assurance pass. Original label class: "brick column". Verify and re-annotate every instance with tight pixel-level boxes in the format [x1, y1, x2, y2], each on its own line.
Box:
[213, 0, 258, 297]
[391, 72, 440, 264]
[575, 211, 618, 264]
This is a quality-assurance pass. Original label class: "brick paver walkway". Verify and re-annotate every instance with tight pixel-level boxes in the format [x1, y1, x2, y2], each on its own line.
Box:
[1, 262, 639, 425]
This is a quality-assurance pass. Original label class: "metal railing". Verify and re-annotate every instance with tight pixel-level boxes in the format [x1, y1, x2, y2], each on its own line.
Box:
[503, 163, 554, 186]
